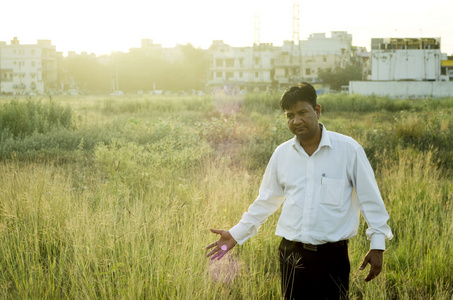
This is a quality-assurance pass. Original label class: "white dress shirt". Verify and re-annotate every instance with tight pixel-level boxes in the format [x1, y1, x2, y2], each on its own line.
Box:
[229, 124, 393, 250]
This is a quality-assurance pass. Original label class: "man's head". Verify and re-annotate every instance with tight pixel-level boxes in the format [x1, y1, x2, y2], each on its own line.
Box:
[280, 82, 322, 141]
[280, 82, 317, 110]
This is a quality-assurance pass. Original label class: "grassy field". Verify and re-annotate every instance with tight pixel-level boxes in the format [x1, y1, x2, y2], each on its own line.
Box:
[0, 93, 452, 299]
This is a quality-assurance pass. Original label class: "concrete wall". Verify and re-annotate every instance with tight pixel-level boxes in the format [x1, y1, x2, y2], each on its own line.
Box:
[371, 49, 441, 81]
[349, 81, 453, 98]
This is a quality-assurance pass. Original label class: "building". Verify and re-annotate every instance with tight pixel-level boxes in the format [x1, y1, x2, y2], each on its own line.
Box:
[274, 41, 301, 89]
[298, 31, 353, 84]
[441, 55, 453, 81]
[349, 37, 453, 98]
[207, 40, 277, 93]
[370, 38, 441, 81]
[208, 31, 355, 92]
[0, 37, 58, 95]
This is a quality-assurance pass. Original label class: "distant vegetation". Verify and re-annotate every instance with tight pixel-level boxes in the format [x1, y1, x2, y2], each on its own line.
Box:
[63, 43, 208, 94]
[318, 64, 363, 91]
[0, 94, 452, 299]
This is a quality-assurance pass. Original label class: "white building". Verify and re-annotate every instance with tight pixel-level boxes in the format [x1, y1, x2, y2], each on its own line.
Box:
[207, 40, 277, 93]
[0, 37, 58, 95]
[299, 31, 353, 83]
[274, 41, 301, 88]
[349, 38, 453, 98]
[370, 38, 441, 81]
[208, 32, 355, 92]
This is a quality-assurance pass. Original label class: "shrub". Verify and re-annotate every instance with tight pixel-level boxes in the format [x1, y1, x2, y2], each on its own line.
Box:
[196, 115, 236, 145]
[239, 113, 293, 170]
[364, 111, 453, 173]
[0, 99, 74, 138]
[94, 135, 212, 193]
[242, 92, 281, 115]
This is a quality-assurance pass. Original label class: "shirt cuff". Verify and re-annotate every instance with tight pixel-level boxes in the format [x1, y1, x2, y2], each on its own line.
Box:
[370, 234, 386, 250]
[228, 223, 249, 245]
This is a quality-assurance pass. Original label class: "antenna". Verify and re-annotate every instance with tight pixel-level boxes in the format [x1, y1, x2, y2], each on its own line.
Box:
[293, 0, 300, 45]
[253, 0, 260, 45]
[254, 13, 261, 45]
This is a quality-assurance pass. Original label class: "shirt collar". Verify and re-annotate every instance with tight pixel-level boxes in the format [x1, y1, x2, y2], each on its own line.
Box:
[291, 123, 332, 151]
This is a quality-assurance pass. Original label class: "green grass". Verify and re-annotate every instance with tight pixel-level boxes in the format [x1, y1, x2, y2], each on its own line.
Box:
[0, 94, 452, 299]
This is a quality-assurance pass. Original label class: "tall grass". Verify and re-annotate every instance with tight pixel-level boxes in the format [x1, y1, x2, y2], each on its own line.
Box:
[0, 94, 452, 299]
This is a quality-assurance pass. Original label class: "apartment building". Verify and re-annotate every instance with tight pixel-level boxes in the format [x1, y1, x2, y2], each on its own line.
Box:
[274, 40, 301, 88]
[0, 37, 58, 95]
[208, 32, 354, 92]
[207, 40, 277, 93]
[298, 31, 353, 83]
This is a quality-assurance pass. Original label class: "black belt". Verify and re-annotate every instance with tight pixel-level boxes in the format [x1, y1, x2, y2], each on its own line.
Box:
[284, 238, 348, 252]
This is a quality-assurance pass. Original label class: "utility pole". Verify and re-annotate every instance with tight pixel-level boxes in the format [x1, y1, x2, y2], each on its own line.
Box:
[293, 0, 301, 83]
[293, 0, 300, 45]
[253, 0, 261, 46]
[254, 13, 260, 46]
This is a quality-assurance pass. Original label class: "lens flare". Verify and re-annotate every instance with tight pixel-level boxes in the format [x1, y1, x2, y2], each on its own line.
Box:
[208, 253, 243, 284]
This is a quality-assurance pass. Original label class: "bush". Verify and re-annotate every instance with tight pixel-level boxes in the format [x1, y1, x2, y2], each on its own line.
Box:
[94, 135, 212, 193]
[364, 111, 453, 173]
[242, 92, 282, 115]
[319, 94, 453, 113]
[196, 115, 236, 145]
[240, 113, 293, 170]
[0, 99, 74, 138]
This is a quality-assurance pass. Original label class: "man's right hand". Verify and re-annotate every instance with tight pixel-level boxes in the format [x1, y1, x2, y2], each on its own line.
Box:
[205, 228, 237, 260]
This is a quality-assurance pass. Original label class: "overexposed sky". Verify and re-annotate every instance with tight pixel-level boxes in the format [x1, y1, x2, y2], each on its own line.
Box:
[1, 0, 452, 56]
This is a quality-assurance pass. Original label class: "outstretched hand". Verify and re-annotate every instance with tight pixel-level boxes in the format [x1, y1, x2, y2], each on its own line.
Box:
[360, 249, 384, 282]
[205, 228, 237, 260]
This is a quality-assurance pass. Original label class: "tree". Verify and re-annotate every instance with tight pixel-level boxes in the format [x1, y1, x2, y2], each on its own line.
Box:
[62, 56, 111, 93]
[318, 64, 362, 91]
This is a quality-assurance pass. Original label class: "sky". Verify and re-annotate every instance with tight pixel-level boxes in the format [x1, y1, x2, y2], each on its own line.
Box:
[1, 0, 452, 56]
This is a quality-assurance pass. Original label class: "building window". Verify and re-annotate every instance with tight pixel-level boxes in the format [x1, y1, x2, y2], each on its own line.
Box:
[226, 59, 234, 67]
[255, 72, 259, 78]
[216, 72, 223, 78]
[254, 58, 260, 65]
[32, 61, 36, 67]
[226, 72, 233, 79]
[239, 58, 244, 66]
[1, 69, 13, 82]
[216, 59, 223, 67]
[239, 72, 243, 78]
[305, 68, 311, 75]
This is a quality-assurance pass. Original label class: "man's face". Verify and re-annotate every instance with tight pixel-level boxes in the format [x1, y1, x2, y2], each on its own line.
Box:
[284, 101, 321, 140]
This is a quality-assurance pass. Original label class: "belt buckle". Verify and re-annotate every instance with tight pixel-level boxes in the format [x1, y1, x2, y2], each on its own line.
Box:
[303, 243, 317, 251]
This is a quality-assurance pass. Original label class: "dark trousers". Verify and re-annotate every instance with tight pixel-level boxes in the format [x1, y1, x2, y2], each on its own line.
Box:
[279, 238, 350, 300]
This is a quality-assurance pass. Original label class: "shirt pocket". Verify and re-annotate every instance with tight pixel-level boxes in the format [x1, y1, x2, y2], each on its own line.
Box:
[320, 177, 346, 206]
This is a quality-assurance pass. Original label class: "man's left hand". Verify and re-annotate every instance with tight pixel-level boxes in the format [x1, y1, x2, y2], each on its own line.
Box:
[359, 249, 384, 282]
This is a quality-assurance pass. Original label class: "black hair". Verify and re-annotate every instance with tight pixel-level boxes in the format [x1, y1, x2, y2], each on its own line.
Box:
[280, 82, 317, 110]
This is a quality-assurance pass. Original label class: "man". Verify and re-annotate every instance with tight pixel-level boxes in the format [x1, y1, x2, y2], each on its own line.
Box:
[206, 83, 393, 299]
